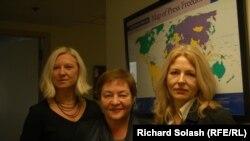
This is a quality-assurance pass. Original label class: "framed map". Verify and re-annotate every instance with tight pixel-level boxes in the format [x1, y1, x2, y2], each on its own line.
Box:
[124, 0, 250, 122]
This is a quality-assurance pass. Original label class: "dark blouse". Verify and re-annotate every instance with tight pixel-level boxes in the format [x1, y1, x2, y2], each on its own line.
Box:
[20, 98, 102, 141]
[73, 114, 141, 141]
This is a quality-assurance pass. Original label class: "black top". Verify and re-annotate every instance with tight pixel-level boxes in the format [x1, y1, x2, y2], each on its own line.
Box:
[20, 98, 102, 141]
[73, 114, 141, 141]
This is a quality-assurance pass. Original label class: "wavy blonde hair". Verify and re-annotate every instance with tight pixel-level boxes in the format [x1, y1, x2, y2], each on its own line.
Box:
[40, 46, 91, 98]
[153, 44, 221, 124]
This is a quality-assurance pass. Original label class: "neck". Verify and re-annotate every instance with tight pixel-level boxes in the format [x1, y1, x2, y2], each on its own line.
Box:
[173, 114, 182, 125]
[174, 100, 186, 110]
[54, 92, 77, 104]
[106, 115, 130, 141]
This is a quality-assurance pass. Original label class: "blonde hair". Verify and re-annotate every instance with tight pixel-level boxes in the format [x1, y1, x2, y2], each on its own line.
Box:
[153, 44, 221, 124]
[40, 46, 91, 98]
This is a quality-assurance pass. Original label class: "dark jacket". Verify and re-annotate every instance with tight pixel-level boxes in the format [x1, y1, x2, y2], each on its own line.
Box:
[183, 103, 236, 125]
[73, 114, 141, 141]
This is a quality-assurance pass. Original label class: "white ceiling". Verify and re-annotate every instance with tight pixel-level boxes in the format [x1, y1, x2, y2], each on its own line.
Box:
[0, 0, 106, 26]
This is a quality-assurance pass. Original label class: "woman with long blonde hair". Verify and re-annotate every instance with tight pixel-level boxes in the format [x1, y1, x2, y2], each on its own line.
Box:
[153, 44, 236, 125]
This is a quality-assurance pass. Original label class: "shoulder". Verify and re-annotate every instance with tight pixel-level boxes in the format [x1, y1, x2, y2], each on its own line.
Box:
[82, 97, 102, 119]
[204, 107, 237, 124]
[74, 115, 107, 141]
[85, 98, 101, 111]
[205, 107, 231, 117]
[22, 99, 49, 124]
[85, 98, 99, 106]
[28, 99, 49, 113]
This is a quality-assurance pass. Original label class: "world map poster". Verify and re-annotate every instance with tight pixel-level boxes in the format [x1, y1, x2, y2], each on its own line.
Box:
[124, 0, 246, 116]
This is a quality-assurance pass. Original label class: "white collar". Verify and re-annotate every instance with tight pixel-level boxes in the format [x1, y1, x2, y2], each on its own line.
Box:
[168, 98, 196, 124]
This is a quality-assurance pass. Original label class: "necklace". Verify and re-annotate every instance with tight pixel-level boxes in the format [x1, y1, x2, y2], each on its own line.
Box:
[54, 97, 82, 119]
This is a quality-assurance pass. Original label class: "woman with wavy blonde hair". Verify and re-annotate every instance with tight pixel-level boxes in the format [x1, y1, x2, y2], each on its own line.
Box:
[20, 46, 102, 141]
[153, 44, 236, 125]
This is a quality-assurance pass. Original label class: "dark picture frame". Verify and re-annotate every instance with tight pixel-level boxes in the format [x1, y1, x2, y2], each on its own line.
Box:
[124, 0, 250, 123]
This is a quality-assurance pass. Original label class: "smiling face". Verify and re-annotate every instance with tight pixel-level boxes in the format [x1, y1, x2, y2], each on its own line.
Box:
[166, 56, 199, 106]
[100, 79, 133, 122]
[52, 53, 79, 91]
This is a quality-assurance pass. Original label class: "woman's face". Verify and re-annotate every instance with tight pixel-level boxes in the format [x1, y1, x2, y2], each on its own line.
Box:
[166, 56, 199, 105]
[100, 79, 133, 122]
[52, 53, 79, 90]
